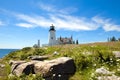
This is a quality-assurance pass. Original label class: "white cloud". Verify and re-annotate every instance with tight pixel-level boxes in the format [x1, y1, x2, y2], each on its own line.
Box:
[38, 3, 55, 12]
[37, 3, 120, 32]
[0, 20, 4, 26]
[92, 16, 120, 31]
[103, 24, 120, 31]
[2, 4, 120, 32]
[15, 13, 100, 31]
[50, 14, 99, 31]
[58, 7, 78, 14]
[15, 13, 120, 31]
[14, 2, 120, 32]
[38, 3, 77, 14]
[15, 14, 52, 28]
[0, 21, 2, 25]
[16, 23, 35, 28]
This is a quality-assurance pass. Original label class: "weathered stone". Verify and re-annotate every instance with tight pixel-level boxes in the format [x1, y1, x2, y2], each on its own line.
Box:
[0, 64, 5, 68]
[94, 67, 120, 80]
[9, 60, 26, 65]
[97, 75, 120, 80]
[10, 57, 76, 80]
[112, 51, 120, 58]
[34, 57, 76, 79]
[28, 56, 48, 61]
[95, 67, 112, 75]
[9, 60, 26, 74]
[12, 61, 38, 76]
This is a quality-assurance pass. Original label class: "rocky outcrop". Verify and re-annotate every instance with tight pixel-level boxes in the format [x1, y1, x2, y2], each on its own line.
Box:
[112, 51, 120, 58]
[10, 57, 76, 80]
[95, 67, 112, 75]
[34, 57, 76, 80]
[9, 60, 26, 75]
[9, 60, 26, 65]
[92, 67, 120, 80]
[97, 75, 120, 80]
[28, 56, 48, 61]
[10, 60, 39, 76]
[0, 64, 5, 68]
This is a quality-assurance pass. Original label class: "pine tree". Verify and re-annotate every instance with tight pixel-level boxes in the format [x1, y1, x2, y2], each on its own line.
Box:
[111, 36, 116, 41]
[118, 38, 120, 41]
[76, 40, 79, 44]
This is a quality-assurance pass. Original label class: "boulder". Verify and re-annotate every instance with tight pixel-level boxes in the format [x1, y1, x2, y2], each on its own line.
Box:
[10, 57, 76, 80]
[0, 64, 5, 68]
[94, 67, 120, 80]
[112, 51, 120, 58]
[34, 57, 76, 79]
[97, 75, 120, 80]
[95, 67, 112, 75]
[28, 56, 48, 61]
[9, 60, 26, 74]
[11, 61, 38, 76]
[9, 60, 26, 65]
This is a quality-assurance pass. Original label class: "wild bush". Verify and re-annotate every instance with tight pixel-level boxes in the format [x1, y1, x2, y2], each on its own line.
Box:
[33, 48, 46, 55]
[8, 74, 43, 80]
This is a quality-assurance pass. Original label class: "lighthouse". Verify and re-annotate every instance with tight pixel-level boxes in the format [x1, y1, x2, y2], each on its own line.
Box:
[49, 24, 56, 46]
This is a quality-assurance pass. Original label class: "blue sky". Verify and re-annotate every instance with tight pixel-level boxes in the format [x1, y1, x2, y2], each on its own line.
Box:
[0, 0, 120, 49]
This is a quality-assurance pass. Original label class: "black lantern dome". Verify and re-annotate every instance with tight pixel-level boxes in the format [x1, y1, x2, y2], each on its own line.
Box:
[49, 24, 55, 31]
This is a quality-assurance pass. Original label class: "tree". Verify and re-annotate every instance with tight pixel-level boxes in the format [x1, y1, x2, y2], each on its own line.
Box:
[73, 41, 75, 44]
[76, 40, 79, 44]
[118, 38, 120, 41]
[110, 36, 116, 42]
[33, 44, 39, 48]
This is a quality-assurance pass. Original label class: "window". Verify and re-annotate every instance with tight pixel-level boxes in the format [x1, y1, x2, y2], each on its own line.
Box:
[51, 37, 53, 39]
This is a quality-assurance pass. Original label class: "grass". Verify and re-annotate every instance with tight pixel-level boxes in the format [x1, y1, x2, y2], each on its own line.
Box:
[0, 41, 120, 80]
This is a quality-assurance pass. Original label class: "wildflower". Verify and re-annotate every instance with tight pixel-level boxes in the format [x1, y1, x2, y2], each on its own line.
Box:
[53, 74, 56, 77]
[58, 74, 61, 77]
[93, 64, 96, 67]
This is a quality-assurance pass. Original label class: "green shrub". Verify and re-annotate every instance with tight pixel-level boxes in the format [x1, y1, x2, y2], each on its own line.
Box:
[72, 52, 92, 72]
[20, 54, 28, 60]
[5, 63, 11, 75]
[32, 74, 43, 80]
[33, 48, 46, 55]
[8, 75, 18, 80]
[92, 50, 116, 64]
[22, 47, 32, 51]
[7, 74, 43, 80]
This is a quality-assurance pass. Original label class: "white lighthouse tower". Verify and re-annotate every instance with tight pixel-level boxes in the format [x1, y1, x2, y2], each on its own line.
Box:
[49, 24, 56, 46]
